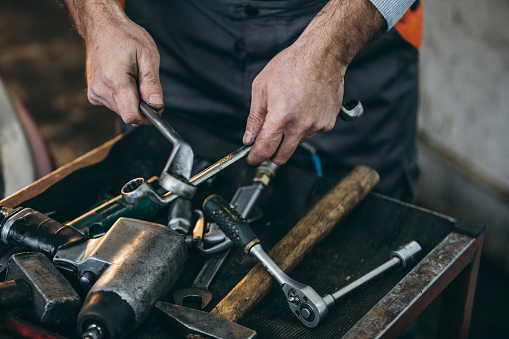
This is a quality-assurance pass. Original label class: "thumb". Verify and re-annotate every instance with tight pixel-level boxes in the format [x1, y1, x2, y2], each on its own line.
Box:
[244, 82, 268, 145]
[138, 52, 164, 110]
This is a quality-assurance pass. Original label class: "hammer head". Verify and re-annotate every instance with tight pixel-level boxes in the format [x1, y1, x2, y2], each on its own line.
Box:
[154, 302, 257, 339]
[6, 252, 81, 328]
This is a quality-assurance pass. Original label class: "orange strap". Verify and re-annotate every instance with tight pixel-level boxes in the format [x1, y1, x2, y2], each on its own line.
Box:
[119, 0, 126, 9]
[394, 1, 423, 50]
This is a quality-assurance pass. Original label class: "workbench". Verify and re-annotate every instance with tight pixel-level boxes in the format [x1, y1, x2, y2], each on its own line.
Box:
[0, 119, 484, 339]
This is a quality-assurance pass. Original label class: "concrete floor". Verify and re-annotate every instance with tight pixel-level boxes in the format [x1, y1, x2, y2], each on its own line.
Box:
[0, 1, 505, 338]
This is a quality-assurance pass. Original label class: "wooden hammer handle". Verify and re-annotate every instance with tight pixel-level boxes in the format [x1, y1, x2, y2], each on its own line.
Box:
[210, 165, 380, 323]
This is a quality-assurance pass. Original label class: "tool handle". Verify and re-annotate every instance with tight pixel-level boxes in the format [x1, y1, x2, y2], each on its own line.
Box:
[1, 208, 87, 258]
[211, 165, 379, 323]
[203, 194, 260, 254]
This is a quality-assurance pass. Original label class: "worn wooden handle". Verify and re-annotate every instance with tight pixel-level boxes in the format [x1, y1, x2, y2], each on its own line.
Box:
[210, 165, 380, 323]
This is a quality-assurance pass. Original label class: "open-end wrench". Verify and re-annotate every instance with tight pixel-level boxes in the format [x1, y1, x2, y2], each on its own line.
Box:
[122, 145, 251, 205]
[122, 100, 362, 206]
[138, 101, 196, 199]
[173, 161, 278, 309]
[173, 250, 229, 309]
[202, 194, 421, 328]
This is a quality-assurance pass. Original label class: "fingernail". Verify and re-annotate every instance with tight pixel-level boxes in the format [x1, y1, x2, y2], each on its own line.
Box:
[243, 130, 254, 144]
[148, 94, 163, 106]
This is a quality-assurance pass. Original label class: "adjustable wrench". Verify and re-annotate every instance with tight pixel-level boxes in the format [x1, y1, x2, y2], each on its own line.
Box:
[173, 161, 278, 309]
[202, 194, 421, 328]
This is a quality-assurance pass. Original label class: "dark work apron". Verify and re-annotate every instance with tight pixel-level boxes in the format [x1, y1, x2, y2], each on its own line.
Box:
[125, 0, 420, 202]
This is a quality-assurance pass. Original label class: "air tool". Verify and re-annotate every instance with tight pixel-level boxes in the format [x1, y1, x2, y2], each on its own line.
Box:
[0, 205, 186, 338]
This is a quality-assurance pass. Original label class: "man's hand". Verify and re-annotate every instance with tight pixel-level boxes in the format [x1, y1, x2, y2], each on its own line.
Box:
[61, 0, 163, 125]
[243, 0, 385, 165]
[244, 39, 345, 166]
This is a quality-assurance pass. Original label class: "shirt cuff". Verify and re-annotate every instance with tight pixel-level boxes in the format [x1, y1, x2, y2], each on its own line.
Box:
[369, 0, 416, 29]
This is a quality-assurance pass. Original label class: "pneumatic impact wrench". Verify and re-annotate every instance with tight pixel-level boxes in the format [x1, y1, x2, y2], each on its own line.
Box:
[0, 206, 186, 338]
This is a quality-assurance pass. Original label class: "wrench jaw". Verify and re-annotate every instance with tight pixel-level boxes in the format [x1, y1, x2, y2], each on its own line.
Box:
[282, 283, 328, 328]
[172, 288, 213, 310]
[159, 140, 197, 200]
[121, 177, 177, 205]
[159, 171, 197, 200]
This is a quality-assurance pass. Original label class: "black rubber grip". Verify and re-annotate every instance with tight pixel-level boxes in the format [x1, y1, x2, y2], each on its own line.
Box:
[203, 194, 259, 253]
[3, 209, 87, 258]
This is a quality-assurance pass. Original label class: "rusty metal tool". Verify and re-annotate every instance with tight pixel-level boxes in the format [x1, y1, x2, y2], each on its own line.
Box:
[153, 166, 377, 338]
[1, 252, 81, 329]
[173, 161, 279, 309]
[173, 250, 229, 310]
[204, 194, 421, 328]
[154, 302, 257, 339]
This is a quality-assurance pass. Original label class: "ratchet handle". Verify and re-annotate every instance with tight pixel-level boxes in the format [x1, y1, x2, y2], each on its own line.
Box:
[203, 194, 260, 254]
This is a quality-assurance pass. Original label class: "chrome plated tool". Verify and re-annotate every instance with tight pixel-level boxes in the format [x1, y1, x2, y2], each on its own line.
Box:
[122, 100, 362, 206]
[203, 194, 421, 328]
[173, 161, 278, 309]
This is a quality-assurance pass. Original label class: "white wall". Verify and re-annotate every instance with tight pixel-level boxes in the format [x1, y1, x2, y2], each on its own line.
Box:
[417, 0, 509, 266]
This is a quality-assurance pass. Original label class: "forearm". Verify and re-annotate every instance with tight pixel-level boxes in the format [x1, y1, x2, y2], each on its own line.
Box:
[58, 0, 163, 125]
[59, 0, 128, 39]
[297, 0, 386, 67]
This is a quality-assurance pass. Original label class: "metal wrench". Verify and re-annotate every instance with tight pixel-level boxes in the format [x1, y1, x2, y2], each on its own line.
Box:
[122, 100, 362, 206]
[173, 249, 230, 309]
[138, 101, 196, 199]
[122, 145, 251, 205]
[203, 194, 421, 328]
[173, 161, 278, 309]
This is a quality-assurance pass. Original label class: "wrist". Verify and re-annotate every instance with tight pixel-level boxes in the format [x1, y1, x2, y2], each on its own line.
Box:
[297, 0, 385, 67]
[60, 0, 128, 38]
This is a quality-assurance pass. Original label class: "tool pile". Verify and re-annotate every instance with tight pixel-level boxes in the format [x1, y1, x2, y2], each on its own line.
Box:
[0, 103, 422, 339]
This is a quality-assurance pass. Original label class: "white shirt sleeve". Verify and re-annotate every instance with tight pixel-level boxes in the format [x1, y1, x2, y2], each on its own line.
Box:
[369, 0, 416, 29]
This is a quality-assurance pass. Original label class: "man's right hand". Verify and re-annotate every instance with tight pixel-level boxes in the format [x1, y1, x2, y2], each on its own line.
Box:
[62, 0, 163, 125]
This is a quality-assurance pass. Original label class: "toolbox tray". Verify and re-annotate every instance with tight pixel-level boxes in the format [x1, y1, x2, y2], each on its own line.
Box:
[4, 119, 455, 338]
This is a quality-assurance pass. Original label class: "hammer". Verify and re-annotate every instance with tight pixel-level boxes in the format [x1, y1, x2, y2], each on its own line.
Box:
[0, 252, 81, 329]
[156, 165, 379, 337]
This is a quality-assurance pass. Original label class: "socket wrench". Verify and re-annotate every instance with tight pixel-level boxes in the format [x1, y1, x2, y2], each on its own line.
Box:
[173, 161, 279, 309]
[202, 194, 421, 328]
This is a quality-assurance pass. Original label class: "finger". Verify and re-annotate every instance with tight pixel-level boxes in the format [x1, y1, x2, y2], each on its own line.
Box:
[246, 124, 284, 165]
[244, 78, 268, 145]
[111, 74, 149, 125]
[138, 51, 164, 112]
[271, 133, 301, 166]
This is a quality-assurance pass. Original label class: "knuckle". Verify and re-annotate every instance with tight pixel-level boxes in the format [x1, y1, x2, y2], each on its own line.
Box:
[272, 157, 288, 166]
[140, 76, 160, 88]
[87, 88, 102, 106]
[247, 112, 264, 126]
[321, 121, 335, 133]
[255, 142, 276, 160]
[122, 113, 140, 125]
